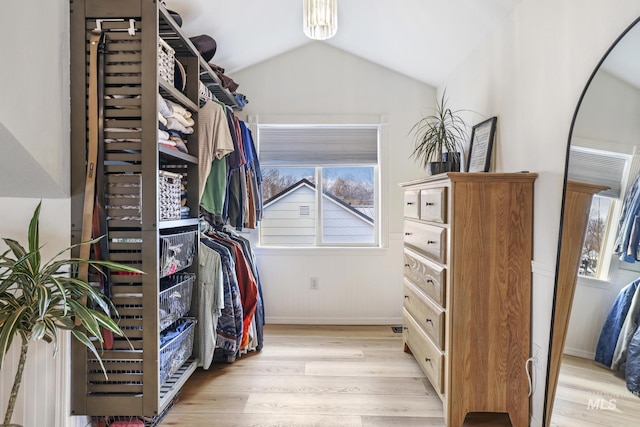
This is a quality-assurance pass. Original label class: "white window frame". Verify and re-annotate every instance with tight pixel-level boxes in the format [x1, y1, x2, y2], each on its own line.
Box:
[254, 118, 384, 249]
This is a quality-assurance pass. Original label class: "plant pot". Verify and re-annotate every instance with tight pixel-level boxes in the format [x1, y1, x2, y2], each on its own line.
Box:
[427, 161, 450, 175]
[442, 151, 461, 172]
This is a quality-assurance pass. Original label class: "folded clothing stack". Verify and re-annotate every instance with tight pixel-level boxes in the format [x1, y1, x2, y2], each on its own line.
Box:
[158, 93, 193, 154]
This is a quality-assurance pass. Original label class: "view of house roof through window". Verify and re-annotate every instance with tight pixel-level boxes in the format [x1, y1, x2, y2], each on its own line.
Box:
[258, 124, 380, 247]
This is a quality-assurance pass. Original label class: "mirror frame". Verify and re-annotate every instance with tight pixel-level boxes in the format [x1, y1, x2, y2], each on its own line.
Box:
[543, 16, 640, 427]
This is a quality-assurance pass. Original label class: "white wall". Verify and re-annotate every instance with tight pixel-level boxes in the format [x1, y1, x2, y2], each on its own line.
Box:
[0, 0, 69, 198]
[0, 1, 73, 426]
[232, 42, 435, 325]
[440, 0, 640, 425]
[574, 70, 640, 150]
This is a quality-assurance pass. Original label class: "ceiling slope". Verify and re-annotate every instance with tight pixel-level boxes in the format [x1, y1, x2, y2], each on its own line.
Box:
[166, 0, 521, 87]
[0, 121, 66, 199]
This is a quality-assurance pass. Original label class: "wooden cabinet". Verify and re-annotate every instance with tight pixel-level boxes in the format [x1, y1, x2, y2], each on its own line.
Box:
[401, 172, 537, 427]
[69, 0, 240, 419]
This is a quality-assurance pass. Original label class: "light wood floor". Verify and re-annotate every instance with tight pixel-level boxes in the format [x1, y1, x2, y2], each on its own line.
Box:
[550, 354, 640, 426]
[158, 324, 445, 427]
[158, 326, 640, 427]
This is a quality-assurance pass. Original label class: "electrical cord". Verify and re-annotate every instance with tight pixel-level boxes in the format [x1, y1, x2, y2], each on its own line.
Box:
[526, 356, 537, 397]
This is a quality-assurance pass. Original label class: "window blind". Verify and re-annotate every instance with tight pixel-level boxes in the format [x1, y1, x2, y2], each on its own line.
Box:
[258, 125, 379, 166]
[567, 147, 628, 198]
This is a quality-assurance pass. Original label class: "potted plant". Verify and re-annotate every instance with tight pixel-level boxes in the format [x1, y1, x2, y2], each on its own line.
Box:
[410, 91, 467, 174]
[0, 202, 142, 426]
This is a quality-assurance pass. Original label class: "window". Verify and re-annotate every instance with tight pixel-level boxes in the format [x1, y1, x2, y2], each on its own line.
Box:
[568, 145, 632, 279]
[258, 125, 379, 247]
[579, 195, 613, 277]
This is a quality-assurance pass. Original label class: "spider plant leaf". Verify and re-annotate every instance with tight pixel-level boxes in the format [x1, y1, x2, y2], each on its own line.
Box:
[67, 299, 102, 339]
[0, 306, 29, 372]
[71, 329, 109, 379]
[31, 322, 47, 342]
[409, 89, 467, 169]
[2, 239, 28, 267]
[35, 284, 51, 318]
[27, 201, 41, 271]
[92, 311, 122, 335]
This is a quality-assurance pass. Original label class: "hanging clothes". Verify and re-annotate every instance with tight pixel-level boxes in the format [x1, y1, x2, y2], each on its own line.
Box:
[196, 89, 265, 363]
[201, 235, 243, 357]
[626, 326, 640, 395]
[239, 120, 262, 228]
[228, 231, 265, 349]
[612, 284, 640, 373]
[201, 156, 229, 222]
[209, 231, 258, 349]
[596, 278, 640, 367]
[197, 242, 224, 369]
[198, 99, 234, 202]
[614, 172, 640, 263]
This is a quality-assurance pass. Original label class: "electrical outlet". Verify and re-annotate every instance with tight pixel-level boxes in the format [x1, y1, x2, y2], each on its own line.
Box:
[310, 277, 319, 290]
[532, 343, 542, 367]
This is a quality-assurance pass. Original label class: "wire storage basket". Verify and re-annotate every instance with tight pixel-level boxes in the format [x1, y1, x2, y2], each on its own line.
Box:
[159, 318, 196, 385]
[159, 170, 182, 221]
[158, 37, 175, 84]
[159, 273, 195, 331]
[159, 230, 197, 278]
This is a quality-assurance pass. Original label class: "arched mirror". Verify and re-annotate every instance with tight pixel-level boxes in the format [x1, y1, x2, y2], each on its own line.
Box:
[545, 17, 640, 426]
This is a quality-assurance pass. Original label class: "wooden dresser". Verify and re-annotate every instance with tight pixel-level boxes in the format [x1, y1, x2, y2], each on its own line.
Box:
[401, 172, 537, 427]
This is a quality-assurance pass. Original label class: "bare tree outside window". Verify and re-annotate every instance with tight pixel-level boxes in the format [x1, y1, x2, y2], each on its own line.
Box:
[579, 196, 611, 277]
[262, 168, 314, 200]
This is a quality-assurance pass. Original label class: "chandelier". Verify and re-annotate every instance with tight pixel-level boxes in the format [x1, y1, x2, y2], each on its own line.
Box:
[303, 0, 338, 40]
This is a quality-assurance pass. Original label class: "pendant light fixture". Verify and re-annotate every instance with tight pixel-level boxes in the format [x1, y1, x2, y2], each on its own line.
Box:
[303, 0, 338, 40]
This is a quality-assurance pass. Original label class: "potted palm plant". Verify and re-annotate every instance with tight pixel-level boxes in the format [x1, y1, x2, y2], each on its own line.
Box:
[0, 202, 142, 426]
[410, 91, 467, 174]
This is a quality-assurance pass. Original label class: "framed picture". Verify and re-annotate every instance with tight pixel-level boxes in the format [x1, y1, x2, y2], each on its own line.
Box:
[466, 117, 497, 172]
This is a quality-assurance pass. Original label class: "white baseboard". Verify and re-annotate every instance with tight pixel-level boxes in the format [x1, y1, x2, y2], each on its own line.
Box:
[265, 317, 403, 325]
[564, 347, 595, 359]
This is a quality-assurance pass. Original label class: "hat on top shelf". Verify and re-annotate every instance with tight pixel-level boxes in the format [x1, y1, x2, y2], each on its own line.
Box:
[189, 35, 217, 62]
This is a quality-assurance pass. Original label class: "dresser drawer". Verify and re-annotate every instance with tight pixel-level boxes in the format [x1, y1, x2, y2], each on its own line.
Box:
[420, 187, 447, 223]
[403, 308, 444, 394]
[403, 249, 445, 306]
[404, 220, 446, 264]
[403, 280, 444, 349]
[404, 190, 420, 219]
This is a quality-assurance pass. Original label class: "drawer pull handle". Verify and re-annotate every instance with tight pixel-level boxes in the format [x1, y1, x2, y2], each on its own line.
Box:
[403, 327, 408, 331]
[426, 279, 434, 284]
[427, 240, 436, 244]
[404, 295, 410, 299]
[425, 357, 431, 363]
[406, 202, 414, 205]
[404, 263, 410, 267]
[425, 202, 435, 206]
[426, 318, 433, 324]
[405, 232, 412, 236]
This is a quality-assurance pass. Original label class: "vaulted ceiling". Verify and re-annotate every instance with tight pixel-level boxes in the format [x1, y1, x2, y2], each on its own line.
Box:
[165, 0, 522, 87]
